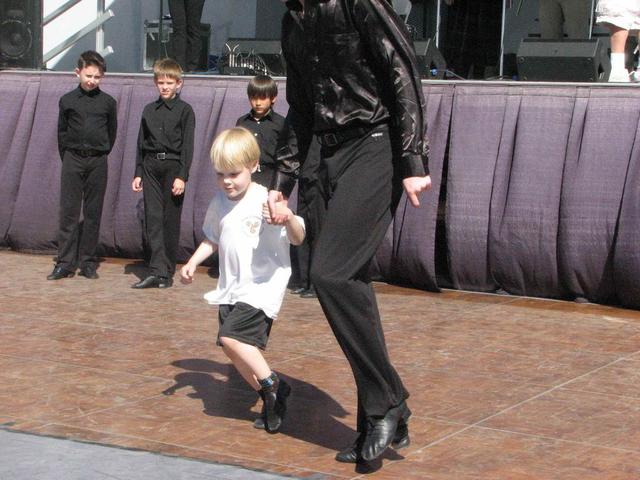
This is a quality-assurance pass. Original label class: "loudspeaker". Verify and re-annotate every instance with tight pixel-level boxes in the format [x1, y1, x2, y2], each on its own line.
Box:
[220, 38, 286, 76]
[413, 39, 447, 79]
[143, 20, 211, 71]
[0, 0, 42, 69]
[516, 39, 610, 82]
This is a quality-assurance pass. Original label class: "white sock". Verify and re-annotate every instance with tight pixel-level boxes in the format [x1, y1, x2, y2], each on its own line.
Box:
[610, 52, 626, 71]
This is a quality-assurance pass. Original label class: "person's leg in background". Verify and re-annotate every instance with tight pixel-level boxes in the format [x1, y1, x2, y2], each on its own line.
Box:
[608, 25, 630, 81]
[168, 0, 187, 71]
[185, 0, 205, 72]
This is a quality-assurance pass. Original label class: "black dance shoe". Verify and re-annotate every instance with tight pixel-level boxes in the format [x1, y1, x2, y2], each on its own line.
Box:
[131, 275, 171, 289]
[78, 264, 99, 279]
[361, 402, 410, 461]
[256, 376, 291, 433]
[335, 416, 410, 463]
[47, 266, 75, 280]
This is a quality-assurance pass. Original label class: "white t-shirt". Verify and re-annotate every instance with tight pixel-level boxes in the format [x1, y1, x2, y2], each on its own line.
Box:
[202, 183, 304, 319]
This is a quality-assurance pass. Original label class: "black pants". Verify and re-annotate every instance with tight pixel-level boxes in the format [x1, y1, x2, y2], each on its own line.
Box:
[310, 125, 408, 420]
[142, 156, 184, 277]
[56, 150, 108, 270]
[293, 139, 324, 289]
[168, 0, 205, 71]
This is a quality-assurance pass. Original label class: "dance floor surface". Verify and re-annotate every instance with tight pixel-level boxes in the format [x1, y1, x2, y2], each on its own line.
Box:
[2, 251, 640, 479]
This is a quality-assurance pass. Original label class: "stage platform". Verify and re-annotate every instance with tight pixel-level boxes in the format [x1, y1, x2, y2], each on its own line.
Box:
[2, 251, 640, 479]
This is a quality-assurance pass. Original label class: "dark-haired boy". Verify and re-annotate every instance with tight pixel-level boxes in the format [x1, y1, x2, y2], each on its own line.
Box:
[131, 58, 195, 289]
[48, 50, 117, 281]
[235, 75, 285, 189]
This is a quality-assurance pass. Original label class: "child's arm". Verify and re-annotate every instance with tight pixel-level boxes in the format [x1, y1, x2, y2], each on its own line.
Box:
[107, 98, 118, 154]
[57, 98, 67, 161]
[180, 239, 218, 284]
[262, 202, 305, 246]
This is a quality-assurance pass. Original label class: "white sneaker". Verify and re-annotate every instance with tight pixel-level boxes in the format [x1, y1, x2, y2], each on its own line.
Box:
[630, 69, 640, 83]
[608, 69, 630, 82]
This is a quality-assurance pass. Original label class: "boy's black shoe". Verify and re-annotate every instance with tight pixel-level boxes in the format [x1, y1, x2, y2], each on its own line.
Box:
[258, 375, 291, 433]
[361, 402, 410, 461]
[47, 266, 75, 280]
[131, 275, 171, 289]
[300, 287, 317, 299]
[78, 265, 99, 279]
[335, 418, 410, 463]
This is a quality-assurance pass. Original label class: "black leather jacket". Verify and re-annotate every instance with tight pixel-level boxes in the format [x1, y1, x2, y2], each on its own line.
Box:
[273, 0, 430, 195]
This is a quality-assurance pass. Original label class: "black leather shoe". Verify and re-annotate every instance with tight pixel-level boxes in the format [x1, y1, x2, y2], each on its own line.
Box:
[361, 402, 410, 461]
[131, 275, 171, 289]
[335, 417, 410, 463]
[47, 266, 75, 280]
[258, 375, 291, 433]
[78, 265, 99, 279]
[300, 287, 317, 299]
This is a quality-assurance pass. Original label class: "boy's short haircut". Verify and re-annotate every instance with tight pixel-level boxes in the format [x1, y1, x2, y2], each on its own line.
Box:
[153, 58, 183, 81]
[247, 75, 278, 99]
[210, 127, 260, 172]
[77, 50, 107, 73]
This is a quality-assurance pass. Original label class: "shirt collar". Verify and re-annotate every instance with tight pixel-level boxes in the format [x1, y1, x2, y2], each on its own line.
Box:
[246, 109, 273, 122]
[76, 85, 101, 97]
[155, 94, 180, 110]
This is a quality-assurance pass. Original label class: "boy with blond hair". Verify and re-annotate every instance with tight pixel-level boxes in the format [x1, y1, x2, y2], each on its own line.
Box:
[132, 58, 195, 288]
[180, 127, 305, 432]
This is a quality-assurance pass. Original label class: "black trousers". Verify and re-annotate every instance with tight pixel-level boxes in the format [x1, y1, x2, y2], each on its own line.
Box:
[293, 139, 324, 289]
[310, 125, 408, 421]
[56, 150, 108, 270]
[168, 0, 205, 71]
[142, 156, 184, 277]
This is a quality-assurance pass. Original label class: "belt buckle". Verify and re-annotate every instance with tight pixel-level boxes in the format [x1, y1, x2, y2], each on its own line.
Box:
[156, 152, 166, 160]
[323, 133, 339, 147]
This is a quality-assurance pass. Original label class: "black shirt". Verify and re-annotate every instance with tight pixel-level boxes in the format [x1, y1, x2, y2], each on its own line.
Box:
[57, 86, 117, 159]
[136, 94, 196, 181]
[274, 0, 429, 195]
[235, 109, 285, 170]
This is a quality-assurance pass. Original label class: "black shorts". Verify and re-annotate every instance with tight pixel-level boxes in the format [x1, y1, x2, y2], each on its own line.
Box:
[217, 302, 273, 350]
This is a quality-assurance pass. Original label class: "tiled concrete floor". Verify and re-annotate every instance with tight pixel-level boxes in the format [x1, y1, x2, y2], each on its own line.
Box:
[2, 251, 640, 479]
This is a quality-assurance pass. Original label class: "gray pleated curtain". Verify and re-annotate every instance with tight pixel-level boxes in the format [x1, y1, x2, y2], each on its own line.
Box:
[1, 72, 639, 309]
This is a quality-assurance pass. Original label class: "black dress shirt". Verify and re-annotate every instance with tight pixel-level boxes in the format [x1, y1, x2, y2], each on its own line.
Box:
[136, 94, 195, 181]
[57, 86, 117, 160]
[235, 109, 285, 170]
[274, 0, 430, 195]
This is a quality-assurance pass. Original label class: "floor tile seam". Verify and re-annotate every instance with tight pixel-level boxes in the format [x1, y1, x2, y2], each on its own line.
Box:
[468, 354, 636, 429]
[0, 353, 183, 383]
[0, 425, 337, 480]
[472, 424, 640, 454]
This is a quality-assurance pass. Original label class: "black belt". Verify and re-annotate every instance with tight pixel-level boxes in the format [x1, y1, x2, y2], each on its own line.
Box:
[69, 148, 106, 157]
[317, 125, 377, 147]
[146, 152, 180, 160]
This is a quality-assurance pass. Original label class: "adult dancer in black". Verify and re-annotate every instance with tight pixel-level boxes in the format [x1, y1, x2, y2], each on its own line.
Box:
[267, 0, 431, 465]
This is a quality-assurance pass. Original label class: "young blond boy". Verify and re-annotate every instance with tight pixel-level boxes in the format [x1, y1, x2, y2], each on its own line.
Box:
[181, 127, 305, 432]
[132, 58, 195, 288]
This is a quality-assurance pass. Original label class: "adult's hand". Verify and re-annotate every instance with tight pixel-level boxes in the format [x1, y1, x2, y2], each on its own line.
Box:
[402, 175, 432, 207]
[267, 190, 290, 224]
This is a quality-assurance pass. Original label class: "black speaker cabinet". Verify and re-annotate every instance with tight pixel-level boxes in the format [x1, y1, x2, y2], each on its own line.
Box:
[143, 20, 211, 71]
[413, 39, 447, 79]
[0, 0, 42, 69]
[517, 38, 610, 82]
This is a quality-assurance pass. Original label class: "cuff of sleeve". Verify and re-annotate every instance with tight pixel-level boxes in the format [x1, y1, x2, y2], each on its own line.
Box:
[271, 171, 297, 198]
[401, 153, 428, 178]
[135, 166, 143, 178]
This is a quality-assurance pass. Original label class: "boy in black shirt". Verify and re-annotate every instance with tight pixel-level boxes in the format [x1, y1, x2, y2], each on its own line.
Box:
[235, 75, 284, 188]
[48, 50, 117, 281]
[131, 58, 195, 289]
